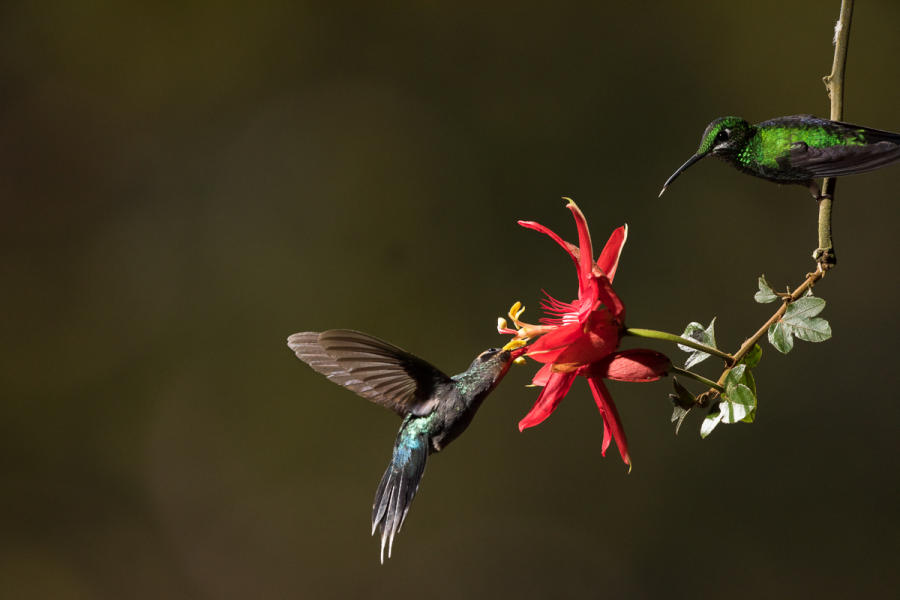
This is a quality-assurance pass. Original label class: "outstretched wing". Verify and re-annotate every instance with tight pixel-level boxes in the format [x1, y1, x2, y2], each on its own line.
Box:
[287, 330, 450, 416]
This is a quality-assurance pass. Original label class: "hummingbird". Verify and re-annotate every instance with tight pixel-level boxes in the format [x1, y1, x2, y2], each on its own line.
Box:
[287, 329, 524, 562]
[659, 115, 900, 198]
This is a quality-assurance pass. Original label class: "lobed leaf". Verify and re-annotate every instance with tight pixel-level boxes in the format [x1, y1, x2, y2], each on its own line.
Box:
[782, 297, 826, 323]
[768, 321, 794, 354]
[678, 318, 717, 368]
[720, 384, 756, 424]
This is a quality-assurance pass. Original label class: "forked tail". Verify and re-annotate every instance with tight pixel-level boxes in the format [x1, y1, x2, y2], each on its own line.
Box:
[371, 422, 428, 563]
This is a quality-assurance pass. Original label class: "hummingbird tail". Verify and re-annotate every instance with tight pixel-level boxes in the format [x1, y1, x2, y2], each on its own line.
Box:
[371, 429, 428, 563]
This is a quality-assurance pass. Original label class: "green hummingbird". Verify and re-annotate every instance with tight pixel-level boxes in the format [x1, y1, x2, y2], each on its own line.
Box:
[287, 330, 523, 562]
[659, 115, 900, 198]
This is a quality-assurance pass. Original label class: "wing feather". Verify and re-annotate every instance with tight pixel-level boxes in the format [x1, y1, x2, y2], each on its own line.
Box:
[788, 140, 900, 178]
[287, 330, 449, 416]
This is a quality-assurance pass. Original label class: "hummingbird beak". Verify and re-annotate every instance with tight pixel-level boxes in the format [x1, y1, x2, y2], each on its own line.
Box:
[658, 153, 705, 197]
[509, 346, 528, 360]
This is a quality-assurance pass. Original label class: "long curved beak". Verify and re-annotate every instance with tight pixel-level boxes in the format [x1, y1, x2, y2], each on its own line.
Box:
[658, 153, 705, 197]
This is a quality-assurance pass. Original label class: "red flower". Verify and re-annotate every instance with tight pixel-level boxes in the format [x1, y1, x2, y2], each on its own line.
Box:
[499, 200, 669, 468]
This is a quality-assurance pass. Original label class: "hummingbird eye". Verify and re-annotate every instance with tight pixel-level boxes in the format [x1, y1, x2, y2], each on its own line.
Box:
[714, 129, 730, 144]
[479, 348, 500, 361]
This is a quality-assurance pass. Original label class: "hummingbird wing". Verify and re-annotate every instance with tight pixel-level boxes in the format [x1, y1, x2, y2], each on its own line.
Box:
[785, 123, 900, 178]
[287, 330, 451, 417]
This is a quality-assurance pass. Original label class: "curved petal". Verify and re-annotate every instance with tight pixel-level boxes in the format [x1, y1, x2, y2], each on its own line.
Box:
[518, 371, 577, 431]
[549, 323, 621, 366]
[595, 277, 625, 321]
[596, 225, 628, 282]
[525, 323, 585, 364]
[518, 220, 579, 282]
[593, 349, 670, 382]
[566, 200, 594, 297]
[586, 376, 631, 468]
[530, 362, 555, 387]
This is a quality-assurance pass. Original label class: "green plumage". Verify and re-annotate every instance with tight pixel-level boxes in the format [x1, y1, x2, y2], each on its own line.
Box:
[660, 115, 900, 197]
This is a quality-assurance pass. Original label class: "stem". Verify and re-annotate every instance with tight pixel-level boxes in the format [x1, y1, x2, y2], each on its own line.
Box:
[625, 327, 735, 364]
[715, 272, 822, 387]
[670, 366, 724, 393]
[817, 0, 853, 268]
[709, 1, 851, 390]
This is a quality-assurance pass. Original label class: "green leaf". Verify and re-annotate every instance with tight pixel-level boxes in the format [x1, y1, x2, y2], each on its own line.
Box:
[723, 364, 746, 390]
[754, 275, 778, 304]
[700, 407, 723, 438]
[742, 368, 757, 399]
[768, 296, 832, 351]
[789, 316, 832, 343]
[742, 405, 756, 423]
[678, 318, 717, 369]
[670, 405, 690, 435]
[782, 296, 826, 323]
[740, 344, 762, 369]
[669, 377, 695, 409]
[768, 321, 794, 354]
[668, 378, 695, 435]
[720, 384, 756, 424]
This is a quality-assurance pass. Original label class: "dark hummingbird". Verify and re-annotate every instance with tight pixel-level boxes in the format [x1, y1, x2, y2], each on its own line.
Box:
[659, 115, 900, 198]
[287, 329, 524, 562]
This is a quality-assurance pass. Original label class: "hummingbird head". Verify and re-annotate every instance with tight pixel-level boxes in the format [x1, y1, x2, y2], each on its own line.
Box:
[659, 116, 751, 196]
[697, 116, 751, 156]
[459, 346, 525, 396]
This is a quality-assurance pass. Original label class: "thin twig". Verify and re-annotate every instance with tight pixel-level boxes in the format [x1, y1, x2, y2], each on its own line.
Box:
[816, 0, 854, 268]
[707, 2, 852, 392]
[714, 270, 822, 387]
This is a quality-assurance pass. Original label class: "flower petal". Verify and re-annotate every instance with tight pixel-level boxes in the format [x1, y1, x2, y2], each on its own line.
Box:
[595, 278, 625, 321]
[586, 376, 631, 468]
[530, 362, 555, 387]
[593, 349, 670, 382]
[525, 323, 585, 363]
[518, 371, 577, 431]
[565, 199, 594, 297]
[596, 225, 627, 282]
[518, 220, 579, 280]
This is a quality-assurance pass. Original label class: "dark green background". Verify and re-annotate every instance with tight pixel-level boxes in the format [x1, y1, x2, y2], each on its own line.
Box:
[3, 1, 898, 598]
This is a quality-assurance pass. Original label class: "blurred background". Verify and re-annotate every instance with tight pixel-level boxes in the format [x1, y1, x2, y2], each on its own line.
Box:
[2, 1, 898, 598]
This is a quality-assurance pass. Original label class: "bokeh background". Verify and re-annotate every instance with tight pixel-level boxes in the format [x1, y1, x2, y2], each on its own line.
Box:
[2, 1, 899, 598]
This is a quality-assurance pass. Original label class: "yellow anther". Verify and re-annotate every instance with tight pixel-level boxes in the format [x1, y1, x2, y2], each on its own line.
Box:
[501, 338, 527, 352]
[497, 317, 508, 332]
[513, 356, 527, 365]
[507, 301, 526, 326]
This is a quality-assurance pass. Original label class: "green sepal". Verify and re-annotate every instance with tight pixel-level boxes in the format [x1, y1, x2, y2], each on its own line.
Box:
[678, 318, 717, 369]
[754, 275, 778, 304]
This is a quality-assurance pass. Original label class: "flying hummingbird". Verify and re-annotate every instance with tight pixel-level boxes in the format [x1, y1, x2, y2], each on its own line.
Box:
[287, 329, 523, 562]
[659, 115, 900, 198]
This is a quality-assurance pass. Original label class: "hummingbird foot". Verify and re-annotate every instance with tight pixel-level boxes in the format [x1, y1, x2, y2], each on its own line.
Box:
[812, 247, 837, 270]
[807, 181, 832, 201]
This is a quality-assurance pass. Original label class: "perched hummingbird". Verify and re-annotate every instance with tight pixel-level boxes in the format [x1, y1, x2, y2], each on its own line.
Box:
[287, 329, 523, 562]
[659, 115, 900, 198]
